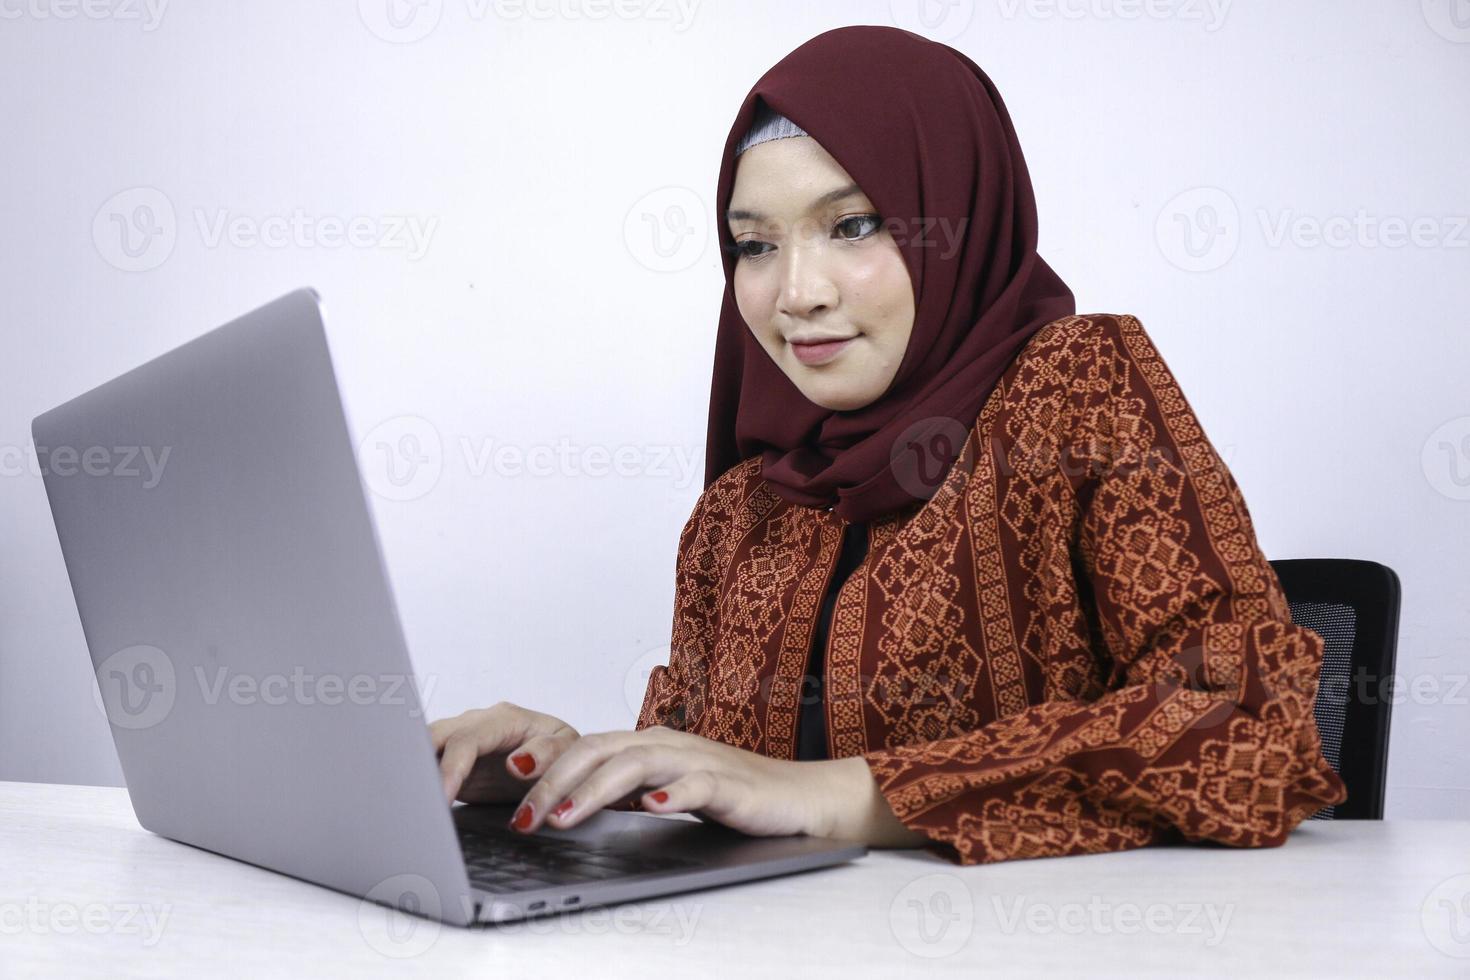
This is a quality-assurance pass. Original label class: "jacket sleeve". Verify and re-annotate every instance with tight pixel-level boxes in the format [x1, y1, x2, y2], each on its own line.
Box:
[859, 315, 1347, 865]
[634, 489, 717, 734]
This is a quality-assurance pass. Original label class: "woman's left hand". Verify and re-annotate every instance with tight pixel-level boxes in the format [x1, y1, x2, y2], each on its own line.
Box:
[505, 725, 852, 840]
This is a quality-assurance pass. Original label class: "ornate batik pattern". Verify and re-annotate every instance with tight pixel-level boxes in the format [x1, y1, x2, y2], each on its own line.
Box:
[636, 313, 1346, 865]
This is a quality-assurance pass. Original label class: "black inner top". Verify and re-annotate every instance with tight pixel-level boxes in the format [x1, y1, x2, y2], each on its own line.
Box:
[795, 520, 871, 761]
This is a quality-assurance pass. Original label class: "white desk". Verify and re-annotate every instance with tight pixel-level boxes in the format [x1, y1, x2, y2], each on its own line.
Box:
[2, 781, 1466, 977]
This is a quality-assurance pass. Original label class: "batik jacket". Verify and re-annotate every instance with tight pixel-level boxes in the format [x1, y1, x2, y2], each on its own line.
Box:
[636, 312, 1347, 865]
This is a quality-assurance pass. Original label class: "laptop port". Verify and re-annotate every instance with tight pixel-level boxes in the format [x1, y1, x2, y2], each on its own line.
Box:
[528, 900, 546, 912]
[564, 896, 581, 906]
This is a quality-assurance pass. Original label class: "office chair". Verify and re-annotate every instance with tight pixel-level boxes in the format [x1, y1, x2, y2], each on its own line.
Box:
[1269, 558, 1401, 820]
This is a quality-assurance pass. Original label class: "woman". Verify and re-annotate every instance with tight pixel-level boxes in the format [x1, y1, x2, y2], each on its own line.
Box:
[430, 25, 1346, 865]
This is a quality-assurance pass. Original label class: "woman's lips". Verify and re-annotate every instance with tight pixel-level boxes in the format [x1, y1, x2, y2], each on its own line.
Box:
[790, 336, 856, 366]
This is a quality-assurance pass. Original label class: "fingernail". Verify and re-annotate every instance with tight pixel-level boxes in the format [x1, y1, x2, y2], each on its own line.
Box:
[649, 790, 669, 805]
[511, 803, 533, 831]
[510, 752, 535, 775]
[551, 798, 574, 818]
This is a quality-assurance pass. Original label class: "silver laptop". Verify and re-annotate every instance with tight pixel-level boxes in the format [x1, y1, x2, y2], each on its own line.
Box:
[32, 287, 866, 926]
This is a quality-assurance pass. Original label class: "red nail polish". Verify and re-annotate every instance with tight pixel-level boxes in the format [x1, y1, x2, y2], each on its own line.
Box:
[649, 790, 669, 805]
[511, 803, 533, 831]
[510, 752, 535, 775]
[551, 799, 574, 818]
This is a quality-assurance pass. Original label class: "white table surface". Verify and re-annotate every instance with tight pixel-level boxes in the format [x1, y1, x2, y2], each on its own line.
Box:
[2, 781, 1467, 977]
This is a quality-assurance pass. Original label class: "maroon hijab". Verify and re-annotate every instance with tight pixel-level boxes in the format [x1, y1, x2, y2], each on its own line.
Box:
[705, 26, 1076, 523]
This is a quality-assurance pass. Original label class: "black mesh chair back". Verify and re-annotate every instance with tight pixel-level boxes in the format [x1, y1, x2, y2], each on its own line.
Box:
[1269, 558, 1400, 820]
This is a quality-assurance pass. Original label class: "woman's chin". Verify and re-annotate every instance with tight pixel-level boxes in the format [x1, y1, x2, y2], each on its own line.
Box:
[798, 379, 880, 413]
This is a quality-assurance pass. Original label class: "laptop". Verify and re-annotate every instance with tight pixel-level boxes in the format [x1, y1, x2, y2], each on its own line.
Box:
[32, 287, 866, 926]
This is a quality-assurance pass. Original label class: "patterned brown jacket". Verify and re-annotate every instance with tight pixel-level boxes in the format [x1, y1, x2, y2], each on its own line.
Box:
[635, 312, 1347, 865]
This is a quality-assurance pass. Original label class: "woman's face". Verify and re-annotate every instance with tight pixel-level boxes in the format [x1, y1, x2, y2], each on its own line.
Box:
[727, 136, 916, 412]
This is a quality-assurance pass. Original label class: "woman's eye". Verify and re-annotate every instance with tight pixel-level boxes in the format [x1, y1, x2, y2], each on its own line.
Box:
[734, 239, 772, 260]
[835, 214, 881, 241]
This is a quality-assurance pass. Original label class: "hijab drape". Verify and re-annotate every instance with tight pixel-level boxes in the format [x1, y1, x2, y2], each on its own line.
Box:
[705, 25, 1076, 523]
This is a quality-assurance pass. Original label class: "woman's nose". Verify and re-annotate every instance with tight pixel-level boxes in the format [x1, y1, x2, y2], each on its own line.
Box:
[776, 244, 838, 318]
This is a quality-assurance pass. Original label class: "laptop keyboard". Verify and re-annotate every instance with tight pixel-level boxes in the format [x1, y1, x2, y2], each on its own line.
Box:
[459, 826, 699, 894]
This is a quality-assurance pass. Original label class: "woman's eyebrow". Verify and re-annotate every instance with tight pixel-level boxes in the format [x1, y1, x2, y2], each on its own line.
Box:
[726, 182, 864, 223]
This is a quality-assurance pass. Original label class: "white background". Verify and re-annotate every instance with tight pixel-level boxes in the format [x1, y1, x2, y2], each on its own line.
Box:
[1, 0, 1465, 819]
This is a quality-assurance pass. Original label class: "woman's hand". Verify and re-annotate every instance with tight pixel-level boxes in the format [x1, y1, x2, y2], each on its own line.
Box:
[507, 725, 931, 849]
[429, 702, 580, 804]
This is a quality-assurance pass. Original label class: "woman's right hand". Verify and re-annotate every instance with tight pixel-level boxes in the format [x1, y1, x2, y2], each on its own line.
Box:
[429, 702, 580, 804]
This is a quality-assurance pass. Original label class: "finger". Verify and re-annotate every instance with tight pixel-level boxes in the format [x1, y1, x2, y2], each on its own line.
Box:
[438, 731, 473, 799]
[431, 704, 535, 759]
[503, 726, 578, 781]
[544, 745, 683, 830]
[641, 769, 719, 816]
[437, 707, 541, 799]
[516, 731, 644, 831]
[428, 714, 460, 754]
[439, 732, 484, 801]
[430, 708, 507, 755]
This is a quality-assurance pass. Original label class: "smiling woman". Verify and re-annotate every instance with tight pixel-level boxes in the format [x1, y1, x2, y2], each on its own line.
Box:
[725, 122, 916, 412]
[430, 24, 1345, 865]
